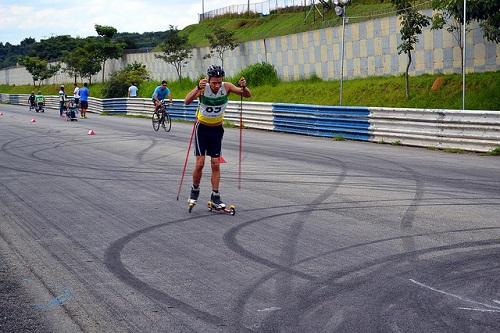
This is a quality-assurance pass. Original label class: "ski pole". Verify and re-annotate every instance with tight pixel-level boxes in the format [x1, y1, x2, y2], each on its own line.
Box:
[238, 94, 243, 190]
[176, 118, 196, 201]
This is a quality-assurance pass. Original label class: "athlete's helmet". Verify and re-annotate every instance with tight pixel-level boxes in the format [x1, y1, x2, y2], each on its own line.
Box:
[207, 65, 225, 78]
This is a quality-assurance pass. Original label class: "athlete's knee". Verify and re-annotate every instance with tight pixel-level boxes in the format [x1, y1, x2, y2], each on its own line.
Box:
[195, 157, 205, 169]
[211, 158, 220, 170]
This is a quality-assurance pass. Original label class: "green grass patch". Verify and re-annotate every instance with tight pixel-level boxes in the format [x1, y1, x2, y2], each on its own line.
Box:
[333, 135, 345, 141]
[182, 2, 394, 47]
[486, 147, 500, 156]
[442, 148, 466, 154]
[2, 71, 499, 110]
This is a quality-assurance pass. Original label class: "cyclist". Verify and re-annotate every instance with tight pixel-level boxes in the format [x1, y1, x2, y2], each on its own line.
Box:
[151, 80, 173, 112]
[35, 91, 45, 112]
[184, 65, 251, 209]
[28, 92, 36, 110]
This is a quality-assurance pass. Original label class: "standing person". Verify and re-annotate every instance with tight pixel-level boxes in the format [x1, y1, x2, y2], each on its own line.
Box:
[58, 85, 66, 117]
[28, 91, 36, 110]
[128, 82, 138, 97]
[79, 83, 89, 118]
[184, 65, 251, 209]
[151, 80, 172, 111]
[73, 83, 80, 106]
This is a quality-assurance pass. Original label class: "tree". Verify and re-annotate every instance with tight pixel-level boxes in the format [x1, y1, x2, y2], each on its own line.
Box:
[204, 28, 239, 68]
[155, 26, 192, 81]
[38, 63, 61, 87]
[431, 9, 468, 72]
[432, 0, 500, 43]
[62, 39, 103, 85]
[78, 40, 103, 85]
[30, 35, 78, 61]
[94, 25, 125, 83]
[62, 50, 83, 84]
[19, 56, 60, 87]
[102, 62, 150, 98]
[95, 24, 118, 39]
[391, 0, 430, 98]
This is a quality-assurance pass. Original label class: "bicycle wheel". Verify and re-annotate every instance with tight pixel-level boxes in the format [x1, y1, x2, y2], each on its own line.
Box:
[163, 112, 172, 132]
[152, 112, 160, 131]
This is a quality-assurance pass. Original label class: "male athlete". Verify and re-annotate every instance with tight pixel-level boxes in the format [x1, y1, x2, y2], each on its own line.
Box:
[184, 65, 251, 209]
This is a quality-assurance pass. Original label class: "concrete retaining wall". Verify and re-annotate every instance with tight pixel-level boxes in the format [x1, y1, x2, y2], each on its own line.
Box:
[1, 10, 499, 85]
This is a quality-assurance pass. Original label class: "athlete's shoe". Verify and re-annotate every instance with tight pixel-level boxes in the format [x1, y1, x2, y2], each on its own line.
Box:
[189, 186, 200, 204]
[210, 191, 226, 209]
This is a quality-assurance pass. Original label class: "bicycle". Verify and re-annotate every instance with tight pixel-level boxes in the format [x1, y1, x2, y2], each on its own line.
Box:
[152, 100, 172, 132]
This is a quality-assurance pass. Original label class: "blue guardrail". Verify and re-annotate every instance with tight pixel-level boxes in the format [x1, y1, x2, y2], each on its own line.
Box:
[169, 101, 198, 121]
[272, 103, 370, 141]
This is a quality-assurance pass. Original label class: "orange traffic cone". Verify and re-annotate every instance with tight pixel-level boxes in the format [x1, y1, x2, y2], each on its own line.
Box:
[87, 129, 95, 135]
[31, 118, 36, 123]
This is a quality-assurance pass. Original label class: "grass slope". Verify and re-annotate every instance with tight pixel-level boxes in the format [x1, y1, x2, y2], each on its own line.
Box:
[182, 2, 395, 47]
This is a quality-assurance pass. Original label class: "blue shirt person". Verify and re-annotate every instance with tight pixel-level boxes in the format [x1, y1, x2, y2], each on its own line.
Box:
[151, 80, 172, 111]
[79, 83, 90, 118]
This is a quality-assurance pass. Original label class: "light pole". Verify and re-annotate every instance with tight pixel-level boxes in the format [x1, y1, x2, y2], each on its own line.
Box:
[334, 0, 350, 106]
[202, 0, 205, 20]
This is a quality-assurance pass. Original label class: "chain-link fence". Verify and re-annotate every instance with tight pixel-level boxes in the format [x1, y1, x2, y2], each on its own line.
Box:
[200, 0, 318, 21]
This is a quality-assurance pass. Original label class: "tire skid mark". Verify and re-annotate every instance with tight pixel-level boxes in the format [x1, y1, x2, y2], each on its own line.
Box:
[0, 181, 150, 332]
[258, 154, 426, 331]
[0, 183, 121, 332]
[257, 240, 500, 332]
[42, 175, 205, 331]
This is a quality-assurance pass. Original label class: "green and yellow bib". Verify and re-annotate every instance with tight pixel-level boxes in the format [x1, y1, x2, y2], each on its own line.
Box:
[197, 83, 228, 125]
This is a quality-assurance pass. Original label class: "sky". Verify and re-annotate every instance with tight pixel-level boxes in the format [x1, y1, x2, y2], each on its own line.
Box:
[0, 0, 249, 45]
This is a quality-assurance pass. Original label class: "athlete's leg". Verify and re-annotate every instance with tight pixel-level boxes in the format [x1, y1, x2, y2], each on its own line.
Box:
[193, 156, 205, 187]
[210, 157, 221, 191]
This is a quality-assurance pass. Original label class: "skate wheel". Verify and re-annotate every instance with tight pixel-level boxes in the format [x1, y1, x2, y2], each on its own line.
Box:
[207, 201, 213, 211]
[188, 204, 194, 213]
[229, 207, 236, 216]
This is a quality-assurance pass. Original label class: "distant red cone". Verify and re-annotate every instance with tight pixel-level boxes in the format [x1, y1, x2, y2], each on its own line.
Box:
[87, 129, 95, 135]
[0, 112, 4, 116]
[218, 156, 227, 163]
[31, 118, 36, 123]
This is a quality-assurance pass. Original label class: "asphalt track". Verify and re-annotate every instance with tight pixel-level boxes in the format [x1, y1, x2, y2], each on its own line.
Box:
[0, 103, 499, 333]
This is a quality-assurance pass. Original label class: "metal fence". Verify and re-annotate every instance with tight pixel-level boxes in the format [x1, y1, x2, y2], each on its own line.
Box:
[200, 0, 310, 21]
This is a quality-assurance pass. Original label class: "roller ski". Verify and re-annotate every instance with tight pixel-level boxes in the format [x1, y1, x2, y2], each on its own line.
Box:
[207, 192, 236, 216]
[188, 186, 200, 213]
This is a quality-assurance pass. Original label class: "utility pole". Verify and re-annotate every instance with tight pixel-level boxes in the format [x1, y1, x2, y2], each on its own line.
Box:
[462, 0, 466, 110]
[334, 0, 351, 106]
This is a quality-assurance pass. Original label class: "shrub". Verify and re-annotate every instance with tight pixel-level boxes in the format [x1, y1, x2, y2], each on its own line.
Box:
[102, 62, 149, 98]
[235, 62, 280, 87]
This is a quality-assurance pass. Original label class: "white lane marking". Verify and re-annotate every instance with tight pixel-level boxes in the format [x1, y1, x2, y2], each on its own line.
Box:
[409, 279, 500, 311]
[493, 300, 500, 305]
[257, 307, 282, 312]
[458, 307, 500, 313]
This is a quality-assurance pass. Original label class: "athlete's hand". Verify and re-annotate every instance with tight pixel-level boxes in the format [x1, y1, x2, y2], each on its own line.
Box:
[198, 79, 208, 91]
[238, 77, 247, 88]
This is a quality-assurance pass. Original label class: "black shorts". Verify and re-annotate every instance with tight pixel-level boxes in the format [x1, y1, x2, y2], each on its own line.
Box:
[80, 100, 88, 109]
[194, 122, 224, 157]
